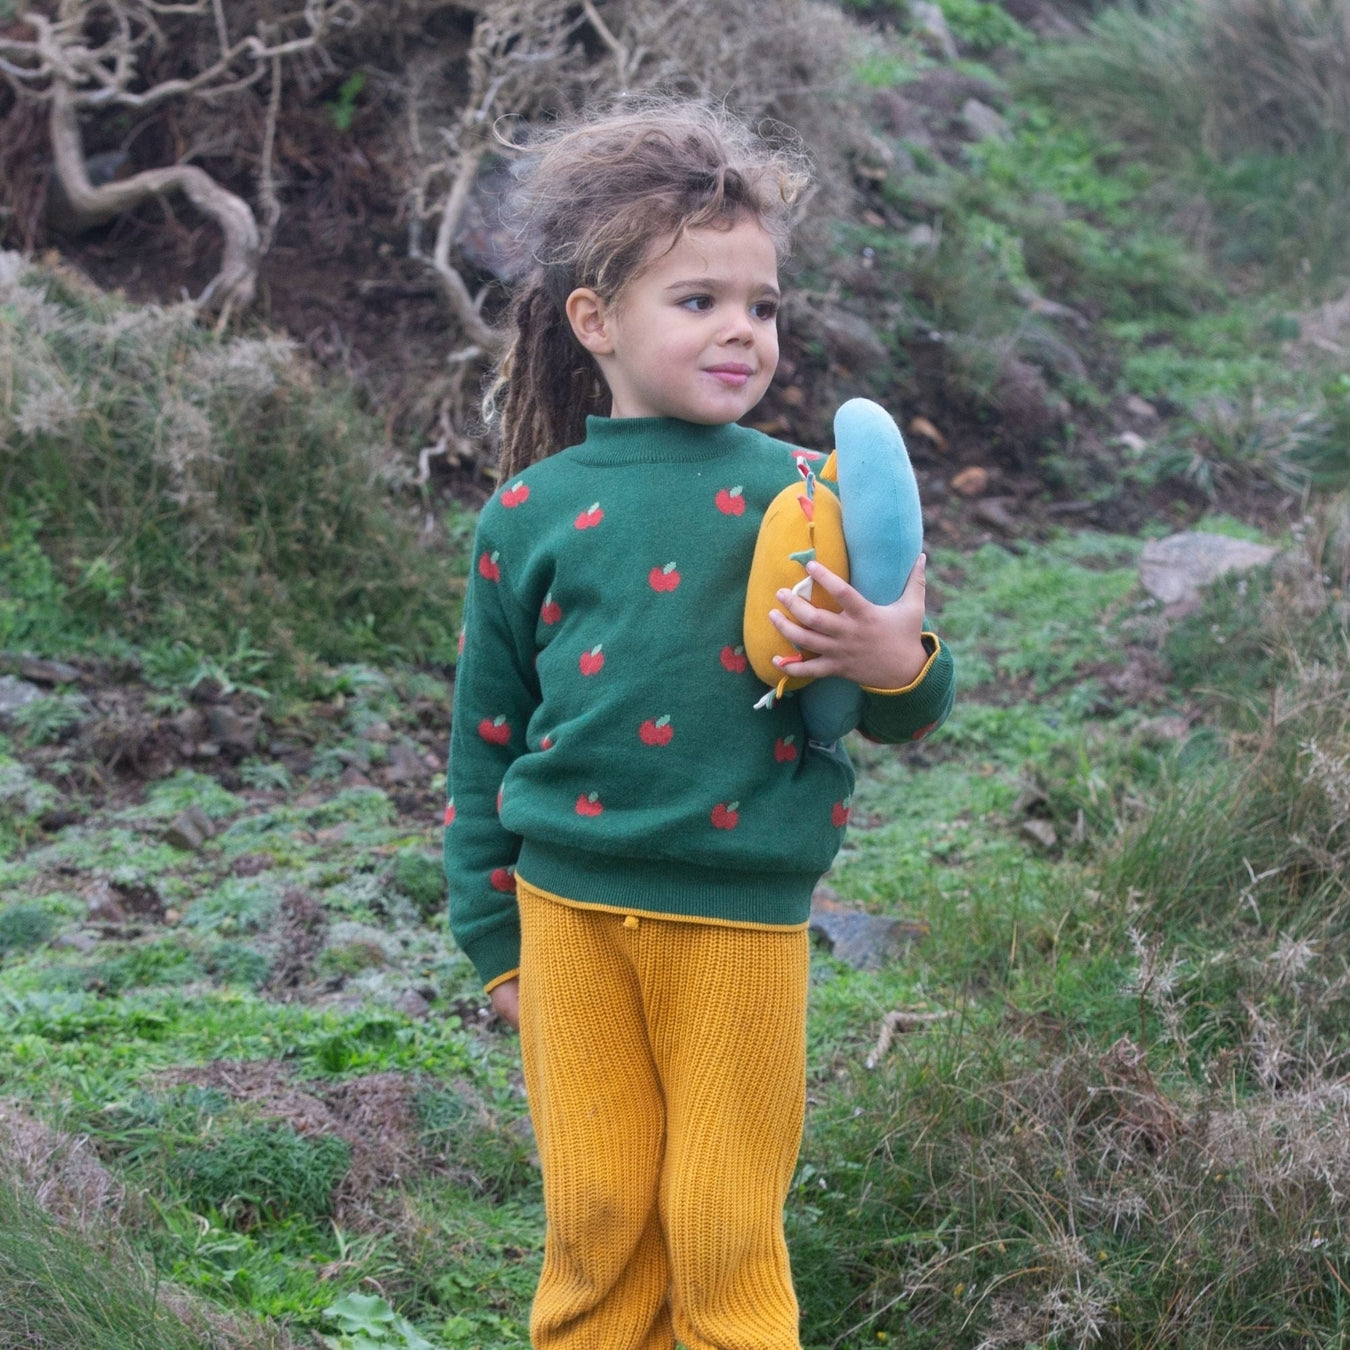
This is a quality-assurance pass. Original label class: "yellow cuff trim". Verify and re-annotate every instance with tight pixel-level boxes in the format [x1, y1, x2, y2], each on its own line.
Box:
[484, 967, 520, 994]
[861, 632, 941, 696]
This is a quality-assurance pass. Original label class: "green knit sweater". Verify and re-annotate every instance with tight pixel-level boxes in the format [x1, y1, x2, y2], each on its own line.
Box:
[445, 416, 956, 988]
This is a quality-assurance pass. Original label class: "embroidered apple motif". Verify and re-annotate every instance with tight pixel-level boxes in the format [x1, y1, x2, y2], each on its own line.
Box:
[639, 715, 673, 746]
[457, 629, 465, 655]
[540, 593, 562, 625]
[831, 798, 851, 828]
[501, 481, 530, 508]
[774, 736, 798, 763]
[489, 866, 516, 893]
[578, 644, 605, 676]
[715, 486, 745, 516]
[478, 715, 511, 746]
[649, 561, 681, 592]
[443, 800, 455, 825]
[540, 734, 554, 750]
[575, 502, 604, 530]
[576, 792, 604, 817]
[912, 722, 937, 740]
[496, 786, 503, 813]
[720, 644, 748, 673]
[710, 801, 740, 830]
[478, 550, 501, 582]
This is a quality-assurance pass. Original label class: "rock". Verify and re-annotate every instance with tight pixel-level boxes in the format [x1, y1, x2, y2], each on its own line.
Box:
[1139, 532, 1277, 614]
[205, 705, 258, 754]
[0, 676, 42, 720]
[394, 990, 431, 1019]
[17, 657, 81, 685]
[809, 895, 929, 971]
[384, 739, 426, 786]
[961, 98, 1008, 141]
[1021, 819, 1058, 850]
[910, 0, 958, 58]
[165, 805, 215, 851]
[52, 930, 99, 953]
[1271, 548, 1327, 618]
[951, 466, 990, 497]
[1125, 395, 1159, 423]
[1117, 430, 1149, 455]
[85, 881, 128, 924]
[339, 765, 374, 789]
[973, 498, 1017, 532]
[812, 307, 890, 368]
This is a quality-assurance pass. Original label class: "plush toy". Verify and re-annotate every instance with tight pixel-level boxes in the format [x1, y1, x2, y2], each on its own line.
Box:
[742, 398, 923, 743]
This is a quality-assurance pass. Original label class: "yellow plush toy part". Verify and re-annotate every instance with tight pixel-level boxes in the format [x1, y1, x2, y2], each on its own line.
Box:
[742, 452, 848, 709]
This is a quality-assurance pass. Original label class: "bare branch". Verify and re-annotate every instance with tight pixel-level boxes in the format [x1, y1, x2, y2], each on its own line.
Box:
[47, 66, 260, 312]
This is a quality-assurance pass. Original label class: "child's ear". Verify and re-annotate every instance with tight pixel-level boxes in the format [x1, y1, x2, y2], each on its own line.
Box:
[565, 288, 615, 355]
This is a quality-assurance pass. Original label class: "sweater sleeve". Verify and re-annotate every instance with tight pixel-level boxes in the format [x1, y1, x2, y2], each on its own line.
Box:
[444, 510, 538, 990]
[856, 628, 956, 744]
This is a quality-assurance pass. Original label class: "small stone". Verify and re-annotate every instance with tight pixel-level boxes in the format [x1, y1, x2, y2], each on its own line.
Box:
[52, 930, 99, 953]
[17, 657, 81, 685]
[0, 676, 42, 719]
[205, 705, 258, 753]
[910, 0, 958, 58]
[906, 223, 937, 251]
[809, 896, 929, 971]
[973, 498, 1017, 532]
[85, 880, 127, 924]
[384, 739, 426, 786]
[951, 466, 990, 497]
[165, 805, 214, 851]
[961, 98, 1008, 141]
[1117, 430, 1149, 455]
[1125, 395, 1159, 423]
[394, 990, 431, 1019]
[1022, 819, 1058, 849]
[339, 765, 373, 789]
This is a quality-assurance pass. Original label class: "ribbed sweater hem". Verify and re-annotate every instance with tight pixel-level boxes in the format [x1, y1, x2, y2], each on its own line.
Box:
[516, 839, 819, 927]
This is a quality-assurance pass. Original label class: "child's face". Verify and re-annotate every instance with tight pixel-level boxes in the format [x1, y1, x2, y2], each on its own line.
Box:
[568, 216, 781, 425]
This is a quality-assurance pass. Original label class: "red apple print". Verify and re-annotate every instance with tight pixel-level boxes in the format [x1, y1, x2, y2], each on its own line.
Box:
[496, 786, 504, 814]
[578, 644, 605, 676]
[715, 486, 745, 516]
[912, 722, 937, 741]
[576, 792, 604, 817]
[478, 550, 501, 582]
[794, 448, 824, 460]
[490, 867, 517, 893]
[540, 734, 554, 750]
[501, 481, 530, 508]
[639, 715, 673, 746]
[831, 799, 851, 828]
[774, 736, 799, 763]
[478, 716, 511, 746]
[720, 644, 748, 674]
[649, 562, 681, 592]
[575, 502, 604, 530]
[444, 800, 455, 826]
[457, 629, 466, 655]
[540, 593, 562, 625]
[711, 801, 740, 830]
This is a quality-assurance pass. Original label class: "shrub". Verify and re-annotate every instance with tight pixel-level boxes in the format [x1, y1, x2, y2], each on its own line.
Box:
[0, 901, 55, 955]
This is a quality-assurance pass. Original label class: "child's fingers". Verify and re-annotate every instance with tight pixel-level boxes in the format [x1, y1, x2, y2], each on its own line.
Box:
[768, 607, 826, 652]
[803, 560, 864, 609]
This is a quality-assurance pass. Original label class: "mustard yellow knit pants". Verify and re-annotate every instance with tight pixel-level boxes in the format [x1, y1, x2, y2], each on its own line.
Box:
[516, 878, 810, 1350]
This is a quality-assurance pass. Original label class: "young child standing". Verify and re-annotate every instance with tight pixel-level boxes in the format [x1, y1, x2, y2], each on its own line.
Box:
[446, 100, 955, 1350]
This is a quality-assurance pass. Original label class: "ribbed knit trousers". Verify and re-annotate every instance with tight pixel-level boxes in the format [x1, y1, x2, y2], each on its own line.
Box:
[516, 878, 810, 1350]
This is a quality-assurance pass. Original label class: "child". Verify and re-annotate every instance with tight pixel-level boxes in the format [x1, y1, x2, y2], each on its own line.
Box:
[446, 99, 955, 1350]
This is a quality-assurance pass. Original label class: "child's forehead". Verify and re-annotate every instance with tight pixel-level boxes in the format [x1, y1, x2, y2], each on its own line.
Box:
[635, 217, 780, 284]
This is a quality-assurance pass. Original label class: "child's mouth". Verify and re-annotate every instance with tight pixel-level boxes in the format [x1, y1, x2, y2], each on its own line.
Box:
[705, 364, 753, 387]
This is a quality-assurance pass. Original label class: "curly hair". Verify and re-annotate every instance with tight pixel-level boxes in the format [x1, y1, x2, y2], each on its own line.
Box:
[487, 98, 810, 480]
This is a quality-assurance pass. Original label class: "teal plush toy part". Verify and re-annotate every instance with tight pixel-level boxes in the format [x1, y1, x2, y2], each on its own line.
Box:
[798, 398, 924, 743]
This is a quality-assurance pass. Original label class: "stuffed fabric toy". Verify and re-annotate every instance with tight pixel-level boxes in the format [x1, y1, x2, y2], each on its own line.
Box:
[743, 398, 924, 743]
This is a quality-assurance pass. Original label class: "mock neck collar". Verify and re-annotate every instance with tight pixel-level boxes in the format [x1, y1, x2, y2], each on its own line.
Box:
[568, 416, 751, 466]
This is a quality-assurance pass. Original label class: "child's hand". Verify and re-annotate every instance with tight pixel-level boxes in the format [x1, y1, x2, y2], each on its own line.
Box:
[489, 976, 520, 1030]
[769, 554, 930, 691]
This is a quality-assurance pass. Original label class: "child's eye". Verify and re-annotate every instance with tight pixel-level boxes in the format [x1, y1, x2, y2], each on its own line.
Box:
[752, 299, 779, 321]
[679, 294, 714, 312]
